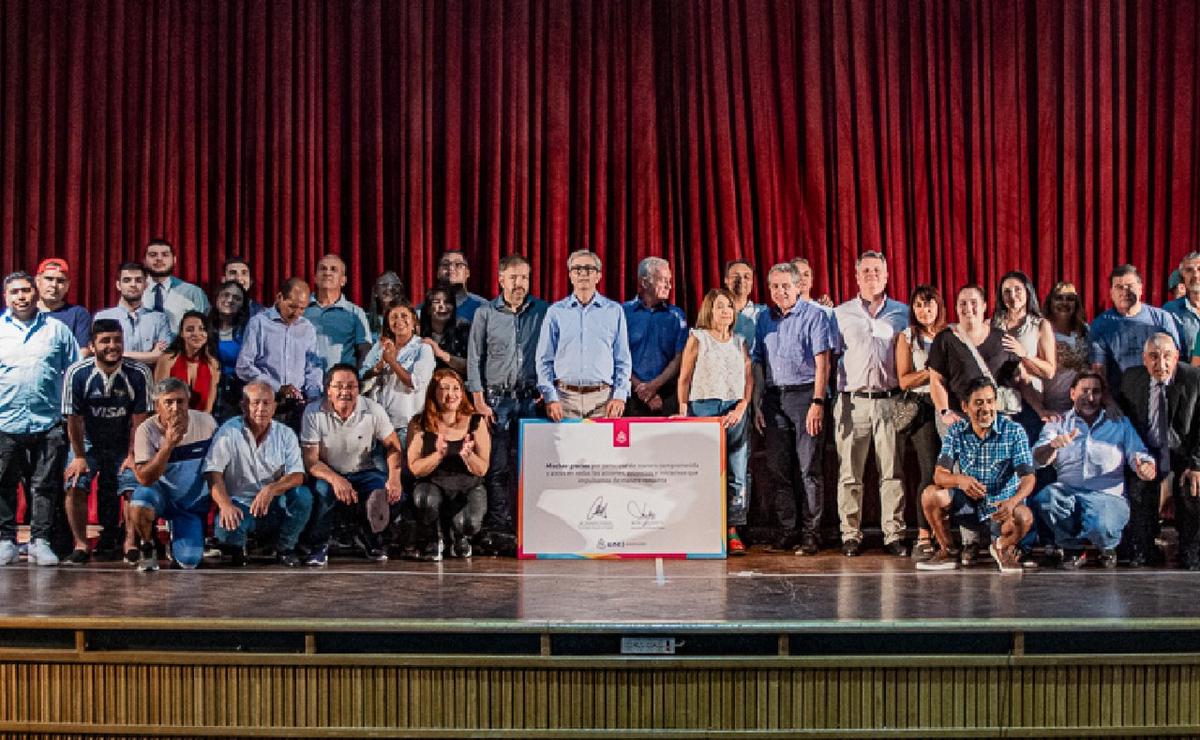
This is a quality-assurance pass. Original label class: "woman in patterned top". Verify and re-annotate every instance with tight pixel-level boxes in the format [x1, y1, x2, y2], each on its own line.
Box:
[675, 288, 753, 554]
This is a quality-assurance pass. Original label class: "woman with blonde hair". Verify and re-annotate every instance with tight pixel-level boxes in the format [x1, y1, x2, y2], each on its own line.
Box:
[676, 288, 753, 554]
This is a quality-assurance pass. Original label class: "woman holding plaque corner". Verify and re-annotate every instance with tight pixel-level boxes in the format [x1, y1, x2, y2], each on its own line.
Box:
[674, 288, 753, 555]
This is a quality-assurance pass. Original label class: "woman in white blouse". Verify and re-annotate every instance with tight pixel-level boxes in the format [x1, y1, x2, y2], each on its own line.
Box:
[361, 301, 436, 447]
[675, 288, 753, 554]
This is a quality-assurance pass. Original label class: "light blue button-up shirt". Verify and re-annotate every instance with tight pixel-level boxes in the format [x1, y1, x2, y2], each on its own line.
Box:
[753, 301, 836, 386]
[0, 310, 81, 434]
[1035, 409, 1151, 498]
[235, 308, 324, 399]
[304, 294, 371, 370]
[536, 292, 632, 403]
[203, 417, 305, 504]
[94, 304, 172, 352]
[143, 276, 210, 335]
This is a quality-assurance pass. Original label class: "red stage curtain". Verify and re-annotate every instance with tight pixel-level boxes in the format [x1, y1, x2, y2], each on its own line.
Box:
[2, 0, 1198, 317]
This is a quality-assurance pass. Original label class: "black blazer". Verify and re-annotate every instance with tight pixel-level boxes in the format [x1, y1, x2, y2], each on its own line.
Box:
[1117, 363, 1200, 473]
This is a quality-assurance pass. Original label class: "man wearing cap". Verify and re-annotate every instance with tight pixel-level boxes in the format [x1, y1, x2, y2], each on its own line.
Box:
[204, 381, 312, 566]
[142, 237, 210, 335]
[0, 271, 81, 566]
[61, 318, 153, 563]
[35, 258, 91, 351]
[94, 262, 173, 367]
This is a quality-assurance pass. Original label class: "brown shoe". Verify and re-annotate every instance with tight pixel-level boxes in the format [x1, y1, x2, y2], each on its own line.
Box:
[989, 543, 1023, 574]
[915, 549, 959, 571]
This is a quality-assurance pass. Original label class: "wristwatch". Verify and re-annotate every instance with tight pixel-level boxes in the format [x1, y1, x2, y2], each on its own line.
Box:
[811, 397, 825, 406]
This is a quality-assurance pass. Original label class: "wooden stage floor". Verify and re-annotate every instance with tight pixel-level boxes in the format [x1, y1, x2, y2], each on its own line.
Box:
[1, 550, 1199, 633]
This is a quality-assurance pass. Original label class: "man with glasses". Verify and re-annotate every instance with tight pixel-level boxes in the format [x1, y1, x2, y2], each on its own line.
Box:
[536, 250, 631, 420]
[437, 250, 486, 322]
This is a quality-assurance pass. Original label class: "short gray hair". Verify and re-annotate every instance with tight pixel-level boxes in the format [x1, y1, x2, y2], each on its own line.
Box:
[768, 262, 800, 283]
[1180, 252, 1200, 268]
[856, 250, 887, 268]
[152, 377, 191, 401]
[567, 250, 602, 272]
[1143, 332, 1179, 353]
[637, 256, 669, 283]
[242, 380, 276, 401]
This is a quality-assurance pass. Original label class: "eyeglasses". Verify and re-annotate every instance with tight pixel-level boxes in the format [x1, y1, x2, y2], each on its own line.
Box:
[328, 383, 358, 391]
[569, 265, 600, 274]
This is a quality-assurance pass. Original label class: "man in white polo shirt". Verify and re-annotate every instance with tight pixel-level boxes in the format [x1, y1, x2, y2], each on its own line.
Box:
[300, 364, 404, 564]
[204, 382, 313, 567]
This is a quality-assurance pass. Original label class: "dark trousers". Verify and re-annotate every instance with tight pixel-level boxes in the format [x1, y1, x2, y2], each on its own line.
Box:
[761, 387, 824, 538]
[0, 426, 67, 542]
[902, 409, 940, 531]
[625, 383, 679, 417]
[414, 482, 488, 541]
[481, 394, 540, 533]
[1120, 470, 1198, 563]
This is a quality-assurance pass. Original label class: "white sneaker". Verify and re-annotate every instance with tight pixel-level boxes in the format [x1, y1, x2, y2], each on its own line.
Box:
[27, 539, 59, 567]
[0, 540, 18, 565]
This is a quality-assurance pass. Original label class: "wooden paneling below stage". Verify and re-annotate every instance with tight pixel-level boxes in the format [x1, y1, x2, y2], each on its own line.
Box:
[0, 553, 1197, 737]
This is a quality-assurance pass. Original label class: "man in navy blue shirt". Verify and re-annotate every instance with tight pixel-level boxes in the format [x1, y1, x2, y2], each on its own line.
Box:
[623, 257, 688, 417]
[62, 319, 153, 563]
[35, 258, 91, 352]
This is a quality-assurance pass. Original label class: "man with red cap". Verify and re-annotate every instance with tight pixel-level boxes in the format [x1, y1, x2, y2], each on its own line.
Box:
[35, 258, 91, 351]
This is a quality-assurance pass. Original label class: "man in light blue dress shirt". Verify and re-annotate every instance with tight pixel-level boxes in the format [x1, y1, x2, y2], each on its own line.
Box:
[304, 254, 372, 371]
[94, 262, 173, 367]
[536, 250, 632, 420]
[0, 271, 81, 566]
[141, 238, 210, 335]
[236, 278, 324, 430]
[726, 259, 764, 353]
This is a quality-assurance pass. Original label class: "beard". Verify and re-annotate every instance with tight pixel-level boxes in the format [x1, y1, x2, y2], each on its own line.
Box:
[146, 265, 172, 279]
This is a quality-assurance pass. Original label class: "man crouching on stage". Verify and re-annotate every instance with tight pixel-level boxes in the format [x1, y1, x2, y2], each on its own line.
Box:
[204, 382, 313, 566]
[916, 377, 1036, 573]
[128, 378, 217, 571]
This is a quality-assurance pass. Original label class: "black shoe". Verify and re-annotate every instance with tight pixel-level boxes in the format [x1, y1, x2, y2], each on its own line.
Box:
[357, 531, 388, 562]
[1061, 550, 1089, 569]
[842, 539, 862, 557]
[230, 547, 248, 567]
[1099, 549, 1118, 569]
[421, 540, 443, 562]
[278, 550, 302, 568]
[63, 548, 90, 565]
[884, 541, 909, 558]
[768, 534, 797, 552]
[796, 534, 819, 555]
[124, 548, 140, 565]
[960, 543, 980, 567]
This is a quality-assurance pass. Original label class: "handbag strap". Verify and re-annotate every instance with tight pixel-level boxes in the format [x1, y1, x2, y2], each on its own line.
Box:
[950, 324, 998, 385]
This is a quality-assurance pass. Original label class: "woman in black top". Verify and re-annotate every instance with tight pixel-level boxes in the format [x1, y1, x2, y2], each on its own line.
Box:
[419, 286, 470, 375]
[407, 368, 492, 561]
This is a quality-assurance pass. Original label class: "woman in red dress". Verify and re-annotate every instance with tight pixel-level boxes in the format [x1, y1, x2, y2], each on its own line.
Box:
[154, 310, 220, 413]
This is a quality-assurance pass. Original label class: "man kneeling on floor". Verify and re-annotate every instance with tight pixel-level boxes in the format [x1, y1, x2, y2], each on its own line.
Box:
[129, 378, 217, 571]
[301, 364, 405, 564]
[204, 382, 313, 566]
[1029, 372, 1157, 568]
[917, 377, 1035, 573]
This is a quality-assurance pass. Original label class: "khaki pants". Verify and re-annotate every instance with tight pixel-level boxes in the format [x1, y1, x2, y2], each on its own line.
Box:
[559, 385, 612, 419]
[834, 393, 904, 544]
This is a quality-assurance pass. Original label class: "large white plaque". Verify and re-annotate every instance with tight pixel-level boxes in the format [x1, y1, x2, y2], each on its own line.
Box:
[518, 418, 726, 559]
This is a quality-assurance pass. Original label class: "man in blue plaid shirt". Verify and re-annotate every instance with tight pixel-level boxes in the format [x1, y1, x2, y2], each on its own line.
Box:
[917, 377, 1036, 573]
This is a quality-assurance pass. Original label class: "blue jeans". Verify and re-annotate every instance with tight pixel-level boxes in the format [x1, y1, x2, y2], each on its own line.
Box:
[214, 486, 313, 552]
[305, 469, 399, 548]
[689, 398, 749, 526]
[482, 394, 540, 532]
[1030, 483, 1129, 551]
[129, 484, 212, 568]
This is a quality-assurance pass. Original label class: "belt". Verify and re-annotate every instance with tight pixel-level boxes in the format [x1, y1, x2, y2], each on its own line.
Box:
[487, 385, 540, 400]
[556, 381, 610, 394]
[848, 388, 899, 399]
[769, 383, 815, 393]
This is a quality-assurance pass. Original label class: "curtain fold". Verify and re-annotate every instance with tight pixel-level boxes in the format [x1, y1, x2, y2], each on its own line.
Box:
[2, 0, 1198, 317]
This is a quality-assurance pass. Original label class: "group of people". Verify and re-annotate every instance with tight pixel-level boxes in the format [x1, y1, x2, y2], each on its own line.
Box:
[3, 238, 1200, 572]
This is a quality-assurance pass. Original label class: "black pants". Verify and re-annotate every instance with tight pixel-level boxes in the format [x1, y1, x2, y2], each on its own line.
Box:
[761, 387, 824, 538]
[902, 407, 939, 531]
[481, 393, 540, 533]
[1121, 471, 1200, 562]
[0, 426, 67, 542]
[414, 482, 488, 542]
